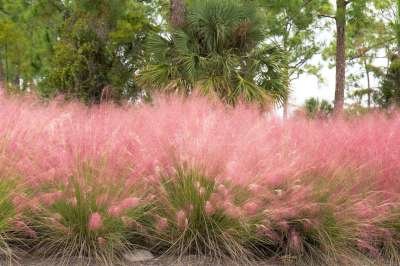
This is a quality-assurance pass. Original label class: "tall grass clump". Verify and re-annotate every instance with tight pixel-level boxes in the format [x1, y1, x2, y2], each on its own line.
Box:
[0, 178, 18, 262]
[1, 92, 400, 263]
[0, 141, 25, 262]
[15, 155, 159, 265]
[146, 167, 260, 261]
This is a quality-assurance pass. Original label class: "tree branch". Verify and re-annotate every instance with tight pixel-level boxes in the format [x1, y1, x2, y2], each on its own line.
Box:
[348, 37, 397, 61]
[318, 14, 336, 20]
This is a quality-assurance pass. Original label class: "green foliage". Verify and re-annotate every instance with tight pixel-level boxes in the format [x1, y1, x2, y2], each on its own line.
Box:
[322, 0, 392, 99]
[304, 97, 333, 118]
[0, 178, 16, 258]
[376, 55, 400, 107]
[0, 0, 157, 102]
[1, 0, 400, 109]
[149, 167, 258, 260]
[0, 6, 27, 87]
[39, 0, 153, 103]
[30, 167, 151, 263]
[0, 0, 61, 91]
[139, 0, 288, 107]
[260, 0, 330, 79]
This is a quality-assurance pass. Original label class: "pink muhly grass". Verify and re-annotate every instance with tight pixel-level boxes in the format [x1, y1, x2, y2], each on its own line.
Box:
[39, 191, 63, 206]
[356, 239, 380, 257]
[288, 230, 303, 253]
[68, 197, 77, 206]
[108, 205, 122, 217]
[2, 92, 400, 260]
[205, 201, 214, 215]
[223, 201, 242, 219]
[2, 92, 399, 193]
[198, 186, 206, 196]
[12, 193, 29, 211]
[97, 237, 107, 247]
[121, 216, 136, 227]
[51, 213, 63, 221]
[217, 184, 229, 198]
[119, 197, 140, 210]
[243, 201, 259, 216]
[257, 225, 280, 241]
[176, 210, 188, 229]
[96, 195, 109, 206]
[14, 220, 37, 238]
[88, 212, 103, 231]
[248, 183, 261, 194]
[156, 217, 168, 231]
[107, 197, 140, 218]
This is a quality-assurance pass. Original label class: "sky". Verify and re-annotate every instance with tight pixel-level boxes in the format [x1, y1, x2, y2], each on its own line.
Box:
[292, 57, 335, 108]
[291, 53, 387, 109]
[284, 23, 336, 115]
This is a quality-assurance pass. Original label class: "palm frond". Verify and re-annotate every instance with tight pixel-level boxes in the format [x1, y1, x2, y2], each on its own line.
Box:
[139, 0, 289, 107]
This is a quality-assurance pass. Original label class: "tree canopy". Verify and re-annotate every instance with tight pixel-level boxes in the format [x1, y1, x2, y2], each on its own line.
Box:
[0, 0, 400, 112]
[139, 0, 288, 106]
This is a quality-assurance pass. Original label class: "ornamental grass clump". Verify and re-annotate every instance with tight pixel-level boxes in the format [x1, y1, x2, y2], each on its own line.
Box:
[24, 163, 153, 264]
[250, 173, 357, 264]
[147, 167, 260, 261]
[0, 178, 19, 261]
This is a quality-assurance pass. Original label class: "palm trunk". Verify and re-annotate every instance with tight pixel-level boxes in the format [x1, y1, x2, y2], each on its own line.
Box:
[170, 0, 186, 28]
[364, 60, 371, 108]
[283, 100, 288, 119]
[283, 66, 289, 120]
[4, 42, 8, 89]
[282, 34, 290, 120]
[333, 0, 346, 116]
[0, 58, 4, 88]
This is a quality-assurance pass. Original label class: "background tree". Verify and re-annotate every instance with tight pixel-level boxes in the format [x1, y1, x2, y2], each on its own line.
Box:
[375, 55, 400, 107]
[303, 97, 333, 118]
[40, 0, 154, 103]
[374, 0, 400, 107]
[334, 0, 347, 115]
[342, 1, 389, 108]
[0, 0, 35, 90]
[320, 0, 390, 114]
[2, 0, 400, 110]
[259, 0, 331, 117]
[139, 0, 288, 107]
[0, 0, 155, 103]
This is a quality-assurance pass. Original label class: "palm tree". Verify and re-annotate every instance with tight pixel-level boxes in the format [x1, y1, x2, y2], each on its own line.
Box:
[139, 0, 288, 107]
[304, 97, 333, 118]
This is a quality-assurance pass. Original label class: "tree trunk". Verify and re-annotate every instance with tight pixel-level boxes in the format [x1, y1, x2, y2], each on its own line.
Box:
[0, 68, 3, 90]
[283, 100, 288, 119]
[397, 0, 400, 53]
[170, 0, 186, 28]
[4, 42, 9, 89]
[333, 0, 346, 116]
[283, 66, 290, 120]
[0, 58, 4, 86]
[364, 60, 371, 108]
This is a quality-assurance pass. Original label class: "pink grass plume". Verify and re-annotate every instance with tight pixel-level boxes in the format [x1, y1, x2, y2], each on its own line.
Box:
[88, 212, 103, 231]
